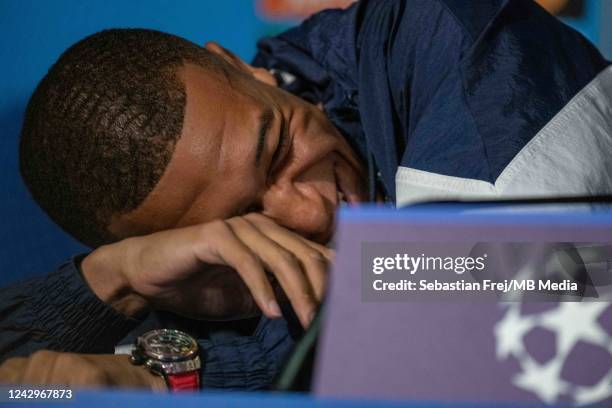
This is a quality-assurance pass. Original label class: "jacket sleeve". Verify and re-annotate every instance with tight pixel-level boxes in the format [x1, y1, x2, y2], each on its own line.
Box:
[198, 316, 295, 390]
[0, 256, 141, 361]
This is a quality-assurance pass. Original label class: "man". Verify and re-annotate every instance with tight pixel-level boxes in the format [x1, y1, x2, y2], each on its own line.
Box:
[1, 0, 611, 390]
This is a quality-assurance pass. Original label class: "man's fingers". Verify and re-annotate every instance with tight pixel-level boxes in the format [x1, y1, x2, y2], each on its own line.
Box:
[297, 237, 335, 263]
[0, 351, 99, 387]
[244, 213, 331, 301]
[0, 351, 165, 389]
[111, 213, 333, 322]
[23, 350, 60, 384]
[228, 217, 318, 327]
[195, 220, 281, 319]
[5, 351, 97, 387]
[0, 357, 28, 384]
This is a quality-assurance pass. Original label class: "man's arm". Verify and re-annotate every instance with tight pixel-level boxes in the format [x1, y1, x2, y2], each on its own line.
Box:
[0, 315, 294, 390]
[0, 257, 140, 360]
[80, 213, 330, 328]
[0, 213, 329, 361]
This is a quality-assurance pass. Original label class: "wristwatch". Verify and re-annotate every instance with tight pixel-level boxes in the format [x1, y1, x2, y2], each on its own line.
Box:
[130, 329, 201, 392]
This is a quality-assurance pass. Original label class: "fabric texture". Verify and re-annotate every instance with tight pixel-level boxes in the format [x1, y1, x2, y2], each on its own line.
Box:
[0, 258, 296, 390]
[253, 0, 611, 203]
[396, 65, 612, 205]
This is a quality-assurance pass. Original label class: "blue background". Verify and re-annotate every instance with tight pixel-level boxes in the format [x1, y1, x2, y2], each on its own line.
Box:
[0, 0, 610, 286]
[0, 0, 289, 285]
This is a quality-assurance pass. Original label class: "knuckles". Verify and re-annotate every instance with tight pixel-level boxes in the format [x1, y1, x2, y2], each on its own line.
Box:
[55, 354, 112, 386]
[303, 249, 327, 265]
[29, 349, 57, 363]
[21, 351, 110, 386]
[76, 364, 110, 386]
[202, 219, 230, 235]
[0, 356, 26, 383]
[276, 251, 300, 271]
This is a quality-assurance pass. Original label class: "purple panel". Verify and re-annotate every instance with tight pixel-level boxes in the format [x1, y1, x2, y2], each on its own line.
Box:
[314, 208, 612, 405]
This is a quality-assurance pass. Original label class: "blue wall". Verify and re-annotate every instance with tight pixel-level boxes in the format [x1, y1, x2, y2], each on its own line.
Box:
[559, 0, 612, 59]
[0, 0, 277, 285]
[0, 0, 610, 286]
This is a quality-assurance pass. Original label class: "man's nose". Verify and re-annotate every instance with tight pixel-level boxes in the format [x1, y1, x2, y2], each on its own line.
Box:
[261, 180, 334, 241]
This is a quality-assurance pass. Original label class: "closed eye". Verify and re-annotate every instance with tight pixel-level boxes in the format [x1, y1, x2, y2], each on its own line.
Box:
[255, 108, 274, 167]
[269, 113, 289, 175]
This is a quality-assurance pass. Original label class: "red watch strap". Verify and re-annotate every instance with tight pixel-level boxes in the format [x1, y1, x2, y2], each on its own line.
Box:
[166, 371, 200, 392]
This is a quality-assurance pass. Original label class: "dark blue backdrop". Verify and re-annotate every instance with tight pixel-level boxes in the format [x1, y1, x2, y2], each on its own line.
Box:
[0, 0, 287, 285]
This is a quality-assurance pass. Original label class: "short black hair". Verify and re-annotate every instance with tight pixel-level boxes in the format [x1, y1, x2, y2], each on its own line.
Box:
[20, 29, 220, 247]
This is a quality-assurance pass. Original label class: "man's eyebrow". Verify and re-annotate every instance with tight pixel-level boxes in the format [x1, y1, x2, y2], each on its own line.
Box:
[255, 108, 274, 167]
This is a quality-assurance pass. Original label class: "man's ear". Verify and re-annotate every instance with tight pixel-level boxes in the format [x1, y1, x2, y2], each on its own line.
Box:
[204, 42, 277, 86]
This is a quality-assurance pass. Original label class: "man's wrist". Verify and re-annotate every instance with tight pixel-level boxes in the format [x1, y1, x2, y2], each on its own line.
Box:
[81, 245, 149, 318]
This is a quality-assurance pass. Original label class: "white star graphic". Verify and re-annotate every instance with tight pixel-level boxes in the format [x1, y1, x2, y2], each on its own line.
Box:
[513, 357, 569, 404]
[573, 371, 612, 406]
[494, 305, 536, 359]
[539, 302, 610, 355]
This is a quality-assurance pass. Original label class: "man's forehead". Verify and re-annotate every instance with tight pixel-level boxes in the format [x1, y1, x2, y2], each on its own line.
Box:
[178, 64, 227, 162]
[107, 64, 227, 237]
[109, 61, 268, 236]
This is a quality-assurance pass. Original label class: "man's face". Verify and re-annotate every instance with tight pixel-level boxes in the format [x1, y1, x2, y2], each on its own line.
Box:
[110, 49, 367, 243]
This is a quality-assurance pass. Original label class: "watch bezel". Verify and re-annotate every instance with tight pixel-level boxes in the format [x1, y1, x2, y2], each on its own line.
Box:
[136, 329, 199, 362]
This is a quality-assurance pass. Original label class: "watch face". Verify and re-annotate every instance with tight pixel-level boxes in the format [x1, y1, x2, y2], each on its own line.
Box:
[138, 329, 198, 362]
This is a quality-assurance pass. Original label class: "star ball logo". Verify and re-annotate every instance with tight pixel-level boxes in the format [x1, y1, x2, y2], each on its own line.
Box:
[485, 243, 612, 405]
[495, 303, 612, 405]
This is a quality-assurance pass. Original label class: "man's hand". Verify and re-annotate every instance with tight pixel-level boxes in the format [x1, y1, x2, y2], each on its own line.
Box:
[0, 351, 166, 390]
[82, 213, 332, 327]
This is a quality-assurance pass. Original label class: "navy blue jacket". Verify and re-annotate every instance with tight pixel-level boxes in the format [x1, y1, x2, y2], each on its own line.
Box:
[2, 0, 611, 390]
[0, 257, 296, 389]
[254, 0, 611, 204]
